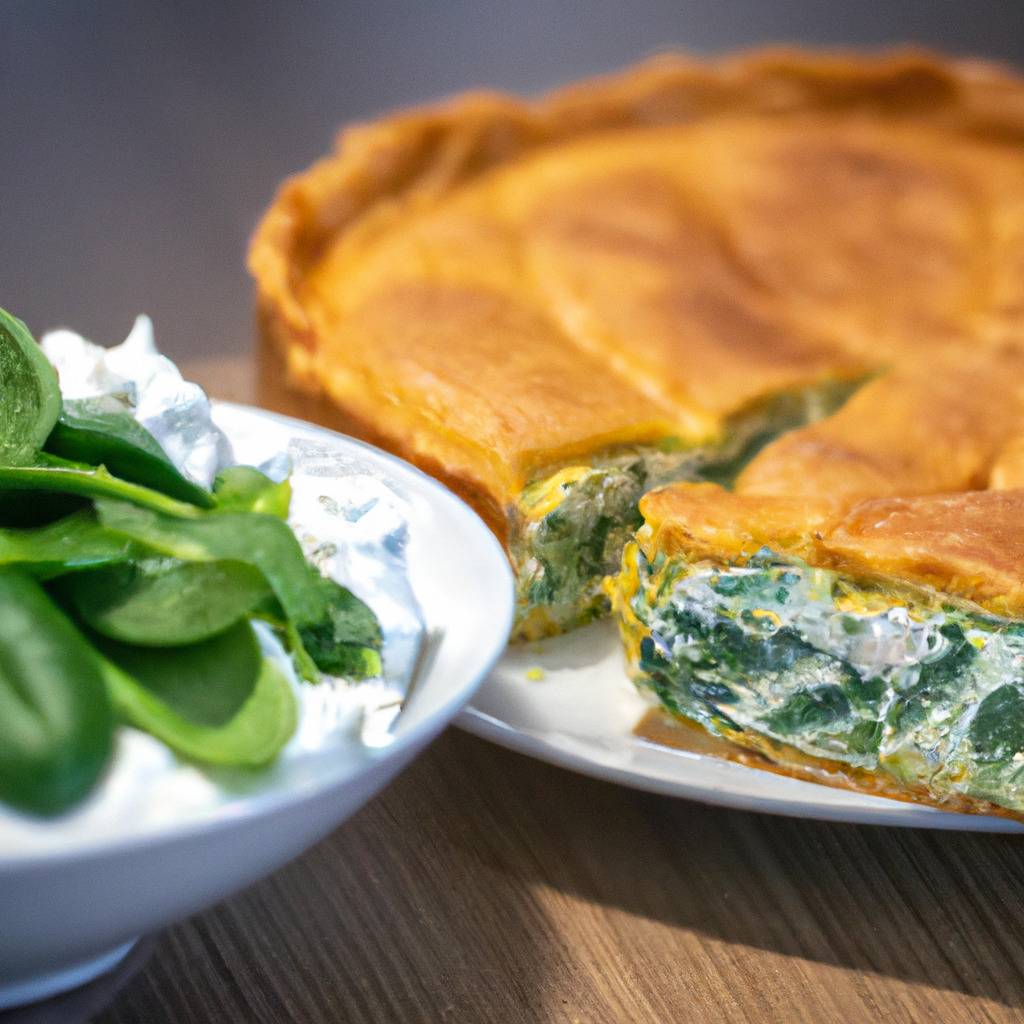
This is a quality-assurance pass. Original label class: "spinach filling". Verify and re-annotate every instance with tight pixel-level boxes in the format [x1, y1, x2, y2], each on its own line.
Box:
[627, 552, 1024, 813]
[513, 459, 649, 637]
[510, 379, 859, 639]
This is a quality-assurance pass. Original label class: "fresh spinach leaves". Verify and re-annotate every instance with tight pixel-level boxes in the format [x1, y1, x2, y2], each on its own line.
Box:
[95, 500, 383, 678]
[0, 454, 202, 517]
[0, 306, 382, 815]
[212, 465, 291, 518]
[46, 399, 215, 508]
[298, 575, 383, 679]
[94, 619, 263, 728]
[0, 310, 62, 466]
[0, 509, 142, 577]
[99, 629, 297, 767]
[0, 569, 113, 815]
[61, 558, 272, 645]
[94, 500, 327, 627]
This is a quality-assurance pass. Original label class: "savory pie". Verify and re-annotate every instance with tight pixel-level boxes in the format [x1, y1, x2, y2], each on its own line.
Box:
[250, 49, 1024, 644]
[251, 49, 1024, 817]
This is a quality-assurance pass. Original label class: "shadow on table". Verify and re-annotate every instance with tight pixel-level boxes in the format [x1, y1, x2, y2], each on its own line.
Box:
[438, 730, 1024, 1010]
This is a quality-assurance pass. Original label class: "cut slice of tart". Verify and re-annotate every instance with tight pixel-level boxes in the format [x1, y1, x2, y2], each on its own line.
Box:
[610, 484, 1024, 819]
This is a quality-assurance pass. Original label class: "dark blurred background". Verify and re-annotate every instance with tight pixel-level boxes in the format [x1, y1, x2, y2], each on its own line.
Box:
[3, 0, 1024, 361]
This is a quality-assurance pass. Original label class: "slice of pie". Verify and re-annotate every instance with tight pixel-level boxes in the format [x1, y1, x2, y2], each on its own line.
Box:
[250, 50, 1024, 640]
[609, 483, 1024, 819]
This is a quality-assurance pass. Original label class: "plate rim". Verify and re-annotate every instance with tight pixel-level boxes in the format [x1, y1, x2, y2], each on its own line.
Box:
[460, 626, 1024, 834]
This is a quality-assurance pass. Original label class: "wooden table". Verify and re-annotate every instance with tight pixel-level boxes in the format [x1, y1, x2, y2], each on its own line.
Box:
[88, 354, 1024, 1023]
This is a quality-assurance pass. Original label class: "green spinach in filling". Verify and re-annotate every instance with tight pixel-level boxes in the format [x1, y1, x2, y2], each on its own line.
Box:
[513, 459, 649, 635]
[511, 379, 860, 637]
[629, 553, 1024, 813]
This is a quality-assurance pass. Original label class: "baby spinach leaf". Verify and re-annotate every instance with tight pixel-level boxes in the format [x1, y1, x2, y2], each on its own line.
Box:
[298, 575, 383, 679]
[92, 501, 385, 681]
[95, 499, 327, 627]
[0, 454, 202, 518]
[62, 558, 272, 646]
[0, 309, 62, 466]
[0, 568, 113, 815]
[93, 619, 262, 727]
[213, 465, 291, 518]
[46, 399, 214, 508]
[0, 509, 142, 578]
[98, 628, 297, 767]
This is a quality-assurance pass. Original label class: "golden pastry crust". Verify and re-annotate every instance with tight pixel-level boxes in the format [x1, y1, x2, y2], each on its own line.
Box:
[637, 482, 843, 564]
[639, 482, 1024, 618]
[254, 50, 1024, 819]
[822, 490, 1024, 616]
[735, 348, 1024, 498]
[250, 49, 1024, 535]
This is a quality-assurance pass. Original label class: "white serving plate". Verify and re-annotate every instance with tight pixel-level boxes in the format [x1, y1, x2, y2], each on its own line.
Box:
[462, 619, 1024, 833]
[0, 404, 514, 1009]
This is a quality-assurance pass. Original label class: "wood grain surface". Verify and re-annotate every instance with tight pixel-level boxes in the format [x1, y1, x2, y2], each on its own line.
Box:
[88, 354, 1024, 1023]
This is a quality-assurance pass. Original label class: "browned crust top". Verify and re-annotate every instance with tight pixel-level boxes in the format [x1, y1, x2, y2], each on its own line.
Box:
[251, 48, 1024, 354]
[249, 48, 1024, 531]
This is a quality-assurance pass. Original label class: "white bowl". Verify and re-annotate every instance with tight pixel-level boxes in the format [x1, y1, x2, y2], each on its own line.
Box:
[0, 404, 514, 1008]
